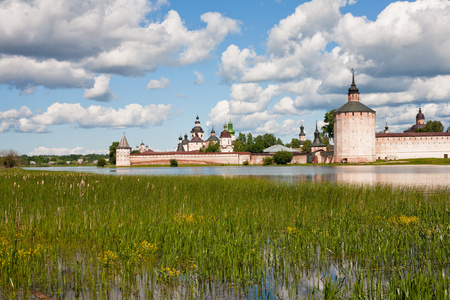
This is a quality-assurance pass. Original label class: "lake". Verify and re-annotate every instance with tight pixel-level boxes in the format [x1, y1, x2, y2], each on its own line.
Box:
[24, 165, 450, 188]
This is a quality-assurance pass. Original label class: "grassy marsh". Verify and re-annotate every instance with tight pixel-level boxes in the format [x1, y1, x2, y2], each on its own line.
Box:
[0, 169, 449, 299]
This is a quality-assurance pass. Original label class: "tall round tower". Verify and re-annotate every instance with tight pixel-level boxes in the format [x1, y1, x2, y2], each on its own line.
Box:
[334, 70, 376, 163]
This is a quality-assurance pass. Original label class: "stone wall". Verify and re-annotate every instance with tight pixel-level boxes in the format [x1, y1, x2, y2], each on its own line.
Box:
[307, 151, 334, 163]
[376, 132, 450, 159]
[334, 111, 376, 163]
[126, 152, 311, 166]
[130, 152, 251, 166]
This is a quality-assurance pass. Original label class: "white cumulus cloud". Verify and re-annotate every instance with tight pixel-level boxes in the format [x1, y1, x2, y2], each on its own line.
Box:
[32, 102, 172, 128]
[0, 1, 241, 89]
[84, 74, 116, 101]
[146, 76, 170, 89]
[29, 146, 108, 156]
[0, 55, 93, 90]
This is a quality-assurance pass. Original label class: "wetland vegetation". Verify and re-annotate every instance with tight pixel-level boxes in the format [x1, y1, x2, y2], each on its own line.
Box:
[0, 169, 449, 299]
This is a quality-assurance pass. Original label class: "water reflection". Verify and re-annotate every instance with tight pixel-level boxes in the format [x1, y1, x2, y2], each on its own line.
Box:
[24, 165, 450, 188]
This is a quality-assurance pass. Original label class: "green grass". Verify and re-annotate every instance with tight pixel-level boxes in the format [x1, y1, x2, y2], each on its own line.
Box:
[0, 169, 449, 299]
[371, 158, 450, 165]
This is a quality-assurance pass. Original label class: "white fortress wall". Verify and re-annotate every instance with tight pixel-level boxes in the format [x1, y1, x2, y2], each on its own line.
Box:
[376, 133, 450, 159]
[130, 152, 251, 166]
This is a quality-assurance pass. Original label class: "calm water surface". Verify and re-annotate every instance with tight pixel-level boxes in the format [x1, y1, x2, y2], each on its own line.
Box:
[25, 165, 450, 188]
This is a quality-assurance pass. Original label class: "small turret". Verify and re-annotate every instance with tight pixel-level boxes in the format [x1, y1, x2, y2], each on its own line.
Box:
[176, 135, 185, 152]
[416, 108, 425, 125]
[299, 124, 306, 144]
[347, 69, 360, 102]
[384, 122, 390, 133]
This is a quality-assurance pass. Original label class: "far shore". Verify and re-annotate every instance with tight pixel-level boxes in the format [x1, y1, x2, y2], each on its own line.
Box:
[23, 157, 450, 168]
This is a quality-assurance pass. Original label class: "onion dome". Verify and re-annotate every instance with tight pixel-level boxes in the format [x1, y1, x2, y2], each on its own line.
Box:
[227, 119, 235, 135]
[299, 124, 305, 136]
[416, 108, 425, 121]
[182, 133, 189, 145]
[191, 115, 204, 133]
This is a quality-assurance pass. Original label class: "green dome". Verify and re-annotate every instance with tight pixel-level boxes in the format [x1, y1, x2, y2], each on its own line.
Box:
[227, 120, 235, 135]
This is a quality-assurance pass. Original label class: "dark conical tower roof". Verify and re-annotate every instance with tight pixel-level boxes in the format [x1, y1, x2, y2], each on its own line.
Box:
[118, 132, 131, 148]
[311, 122, 326, 147]
[176, 143, 185, 152]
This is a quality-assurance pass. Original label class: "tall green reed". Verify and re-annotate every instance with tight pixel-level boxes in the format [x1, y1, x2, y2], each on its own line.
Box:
[0, 169, 448, 298]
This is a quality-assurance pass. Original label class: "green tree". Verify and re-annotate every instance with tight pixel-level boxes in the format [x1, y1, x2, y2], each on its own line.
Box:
[233, 133, 248, 152]
[273, 151, 293, 165]
[322, 109, 336, 139]
[170, 159, 178, 167]
[233, 140, 246, 152]
[246, 133, 253, 145]
[301, 140, 312, 152]
[447, 126, 450, 132]
[416, 120, 444, 132]
[236, 133, 247, 144]
[205, 142, 220, 152]
[285, 138, 300, 149]
[109, 141, 119, 165]
[261, 133, 278, 148]
[97, 158, 107, 167]
[319, 132, 330, 150]
[0, 149, 20, 168]
[234, 132, 282, 153]
[249, 135, 265, 153]
[262, 156, 273, 166]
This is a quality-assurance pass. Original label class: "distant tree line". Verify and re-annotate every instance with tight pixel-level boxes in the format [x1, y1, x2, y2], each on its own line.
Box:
[415, 120, 445, 133]
[21, 153, 108, 166]
[233, 133, 283, 153]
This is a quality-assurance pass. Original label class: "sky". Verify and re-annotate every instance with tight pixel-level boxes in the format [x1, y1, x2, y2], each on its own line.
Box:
[1, 0, 450, 155]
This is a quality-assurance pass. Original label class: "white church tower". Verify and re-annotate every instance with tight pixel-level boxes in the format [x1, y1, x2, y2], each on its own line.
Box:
[116, 133, 132, 166]
[334, 70, 376, 163]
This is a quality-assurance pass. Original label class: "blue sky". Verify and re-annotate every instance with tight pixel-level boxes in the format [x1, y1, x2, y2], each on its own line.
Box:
[1, 0, 450, 155]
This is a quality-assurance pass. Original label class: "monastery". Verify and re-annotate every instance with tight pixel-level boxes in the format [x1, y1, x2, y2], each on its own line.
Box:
[116, 73, 450, 166]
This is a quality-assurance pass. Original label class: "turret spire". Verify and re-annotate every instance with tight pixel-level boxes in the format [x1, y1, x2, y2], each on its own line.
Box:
[348, 69, 360, 102]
